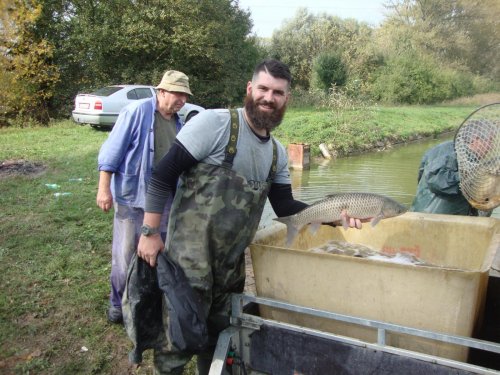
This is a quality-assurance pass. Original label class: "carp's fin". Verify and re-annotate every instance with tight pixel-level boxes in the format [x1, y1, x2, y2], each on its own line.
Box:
[341, 215, 349, 230]
[309, 222, 321, 235]
[285, 226, 299, 247]
[370, 215, 383, 227]
[274, 216, 300, 247]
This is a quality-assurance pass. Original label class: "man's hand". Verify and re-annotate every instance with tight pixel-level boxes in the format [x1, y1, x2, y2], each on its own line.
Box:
[96, 187, 113, 212]
[137, 234, 164, 267]
[97, 171, 113, 212]
[340, 210, 366, 229]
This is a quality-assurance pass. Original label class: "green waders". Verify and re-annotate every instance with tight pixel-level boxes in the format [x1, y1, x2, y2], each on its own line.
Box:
[123, 110, 277, 374]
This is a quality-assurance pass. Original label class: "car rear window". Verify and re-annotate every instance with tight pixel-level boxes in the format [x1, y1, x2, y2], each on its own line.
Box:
[91, 87, 123, 96]
[128, 88, 154, 100]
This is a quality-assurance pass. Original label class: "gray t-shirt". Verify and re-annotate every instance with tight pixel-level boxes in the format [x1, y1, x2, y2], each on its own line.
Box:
[153, 111, 177, 167]
[176, 108, 291, 185]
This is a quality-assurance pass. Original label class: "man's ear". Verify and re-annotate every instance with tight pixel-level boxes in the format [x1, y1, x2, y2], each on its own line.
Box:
[246, 81, 252, 95]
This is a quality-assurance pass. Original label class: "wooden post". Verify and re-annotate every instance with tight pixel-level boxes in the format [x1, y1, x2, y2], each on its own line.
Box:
[287, 143, 310, 170]
[319, 143, 332, 159]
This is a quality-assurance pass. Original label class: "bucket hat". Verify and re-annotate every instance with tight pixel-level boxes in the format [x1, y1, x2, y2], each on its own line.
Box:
[156, 70, 192, 95]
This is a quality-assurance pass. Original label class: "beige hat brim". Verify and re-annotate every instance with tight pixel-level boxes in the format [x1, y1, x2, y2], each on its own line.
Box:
[156, 83, 192, 96]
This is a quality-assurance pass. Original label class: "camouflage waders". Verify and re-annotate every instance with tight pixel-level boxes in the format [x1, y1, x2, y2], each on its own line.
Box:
[123, 110, 277, 374]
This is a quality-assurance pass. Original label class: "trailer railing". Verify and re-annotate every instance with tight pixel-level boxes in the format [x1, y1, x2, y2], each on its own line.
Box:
[207, 293, 500, 375]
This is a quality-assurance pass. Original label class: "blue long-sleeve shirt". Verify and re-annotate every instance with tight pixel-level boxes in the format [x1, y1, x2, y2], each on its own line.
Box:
[97, 95, 182, 208]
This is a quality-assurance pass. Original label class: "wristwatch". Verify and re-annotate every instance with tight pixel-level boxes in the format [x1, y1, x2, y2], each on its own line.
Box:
[141, 224, 160, 237]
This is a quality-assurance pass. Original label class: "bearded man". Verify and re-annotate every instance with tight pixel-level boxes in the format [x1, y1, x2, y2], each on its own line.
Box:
[124, 59, 360, 374]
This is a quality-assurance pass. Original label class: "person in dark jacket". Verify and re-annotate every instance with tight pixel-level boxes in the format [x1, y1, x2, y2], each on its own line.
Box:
[410, 134, 493, 216]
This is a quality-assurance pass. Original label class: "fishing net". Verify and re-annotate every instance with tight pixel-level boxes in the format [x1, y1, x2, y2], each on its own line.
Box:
[454, 103, 500, 210]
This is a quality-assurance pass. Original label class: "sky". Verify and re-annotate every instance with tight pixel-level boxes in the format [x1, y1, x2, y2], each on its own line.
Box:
[238, 0, 388, 38]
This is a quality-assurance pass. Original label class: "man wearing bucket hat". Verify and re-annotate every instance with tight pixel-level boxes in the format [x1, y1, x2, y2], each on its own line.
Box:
[97, 70, 194, 324]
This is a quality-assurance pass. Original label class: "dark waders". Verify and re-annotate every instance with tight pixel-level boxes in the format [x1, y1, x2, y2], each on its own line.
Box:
[123, 110, 277, 374]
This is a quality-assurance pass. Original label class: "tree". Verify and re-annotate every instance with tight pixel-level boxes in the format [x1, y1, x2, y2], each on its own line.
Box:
[0, 0, 60, 125]
[311, 51, 347, 92]
[1, 0, 260, 126]
[269, 8, 380, 92]
[62, 0, 259, 108]
[381, 0, 500, 81]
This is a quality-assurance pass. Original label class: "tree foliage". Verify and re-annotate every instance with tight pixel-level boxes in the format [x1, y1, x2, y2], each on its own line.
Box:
[268, 8, 381, 91]
[266, 2, 498, 104]
[311, 51, 347, 92]
[0, 0, 259, 126]
[0, 0, 60, 125]
[1, 0, 499, 125]
[63, 0, 259, 107]
[371, 51, 477, 104]
[380, 0, 500, 80]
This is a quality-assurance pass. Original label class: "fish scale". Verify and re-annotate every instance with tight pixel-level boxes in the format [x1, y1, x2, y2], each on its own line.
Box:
[274, 192, 407, 247]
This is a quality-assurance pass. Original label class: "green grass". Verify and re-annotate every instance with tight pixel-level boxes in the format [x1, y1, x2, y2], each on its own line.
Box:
[0, 100, 495, 373]
[275, 105, 476, 156]
[0, 123, 129, 374]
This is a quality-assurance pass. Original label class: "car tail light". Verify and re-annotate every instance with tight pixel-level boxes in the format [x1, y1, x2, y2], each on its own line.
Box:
[94, 101, 103, 110]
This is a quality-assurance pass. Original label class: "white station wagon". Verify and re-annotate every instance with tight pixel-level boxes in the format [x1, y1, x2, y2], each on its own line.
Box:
[72, 85, 204, 128]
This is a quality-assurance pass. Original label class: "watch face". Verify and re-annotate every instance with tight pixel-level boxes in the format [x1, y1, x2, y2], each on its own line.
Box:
[141, 225, 158, 236]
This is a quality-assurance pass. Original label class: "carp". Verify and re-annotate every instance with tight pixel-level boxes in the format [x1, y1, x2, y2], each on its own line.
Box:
[274, 192, 407, 246]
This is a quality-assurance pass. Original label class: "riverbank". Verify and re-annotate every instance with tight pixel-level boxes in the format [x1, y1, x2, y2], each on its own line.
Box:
[277, 93, 500, 157]
[277, 105, 474, 158]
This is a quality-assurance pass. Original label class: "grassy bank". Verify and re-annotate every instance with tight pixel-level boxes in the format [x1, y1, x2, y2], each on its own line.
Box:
[0, 102, 495, 373]
[276, 105, 476, 157]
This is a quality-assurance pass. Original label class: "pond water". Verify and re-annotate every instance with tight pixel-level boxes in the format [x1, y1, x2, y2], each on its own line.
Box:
[259, 133, 500, 228]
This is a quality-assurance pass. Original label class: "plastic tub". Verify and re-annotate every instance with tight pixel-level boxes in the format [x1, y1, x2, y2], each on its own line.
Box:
[250, 212, 500, 361]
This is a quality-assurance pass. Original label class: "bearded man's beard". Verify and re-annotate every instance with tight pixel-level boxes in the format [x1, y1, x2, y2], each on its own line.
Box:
[244, 94, 286, 133]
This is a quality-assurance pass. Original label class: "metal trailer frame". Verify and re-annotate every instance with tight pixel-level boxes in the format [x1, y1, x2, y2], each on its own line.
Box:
[209, 294, 500, 375]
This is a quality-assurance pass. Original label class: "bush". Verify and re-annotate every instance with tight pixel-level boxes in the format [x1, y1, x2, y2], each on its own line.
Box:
[369, 53, 481, 105]
[311, 51, 347, 93]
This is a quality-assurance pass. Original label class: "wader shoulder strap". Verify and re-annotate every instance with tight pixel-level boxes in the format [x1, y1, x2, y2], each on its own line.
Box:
[221, 109, 278, 181]
[222, 109, 239, 169]
[267, 138, 278, 182]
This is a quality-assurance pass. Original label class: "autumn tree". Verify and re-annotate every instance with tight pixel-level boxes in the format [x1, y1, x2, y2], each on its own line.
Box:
[269, 8, 380, 91]
[381, 0, 500, 81]
[0, 0, 60, 125]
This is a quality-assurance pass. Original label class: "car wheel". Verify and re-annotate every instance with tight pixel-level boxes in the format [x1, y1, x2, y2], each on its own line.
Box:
[90, 125, 108, 131]
[185, 111, 199, 123]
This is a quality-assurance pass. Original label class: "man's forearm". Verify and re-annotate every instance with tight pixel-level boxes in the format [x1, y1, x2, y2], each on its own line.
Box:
[98, 171, 112, 191]
[268, 183, 308, 217]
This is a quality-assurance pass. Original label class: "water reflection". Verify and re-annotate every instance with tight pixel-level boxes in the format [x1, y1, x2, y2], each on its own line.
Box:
[260, 134, 499, 228]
